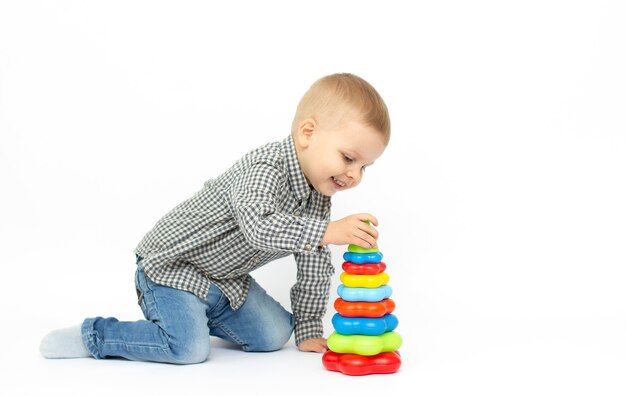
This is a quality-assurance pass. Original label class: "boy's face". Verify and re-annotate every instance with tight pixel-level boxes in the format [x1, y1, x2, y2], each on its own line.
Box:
[295, 116, 386, 197]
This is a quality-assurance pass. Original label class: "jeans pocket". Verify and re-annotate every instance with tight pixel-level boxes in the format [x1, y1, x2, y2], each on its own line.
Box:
[136, 287, 145, 306]
[134, 269, 148, 316]
[205, 283, 227, 318]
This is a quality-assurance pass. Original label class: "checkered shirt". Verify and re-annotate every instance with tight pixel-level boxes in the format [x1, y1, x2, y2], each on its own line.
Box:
[135, 136, 333, 344]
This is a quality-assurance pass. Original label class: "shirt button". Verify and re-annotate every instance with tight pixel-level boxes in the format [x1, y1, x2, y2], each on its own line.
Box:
[294, 210, 301, 216]
[304, 244, 312, 251]
[252, 256, 260, 263]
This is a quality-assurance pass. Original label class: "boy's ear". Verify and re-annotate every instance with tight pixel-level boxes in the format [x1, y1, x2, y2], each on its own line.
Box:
[295, 118, 317, 148]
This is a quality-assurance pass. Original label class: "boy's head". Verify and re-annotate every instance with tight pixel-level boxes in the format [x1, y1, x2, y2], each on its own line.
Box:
[292, 73, 390, 197]
[291, 73, 390, 145]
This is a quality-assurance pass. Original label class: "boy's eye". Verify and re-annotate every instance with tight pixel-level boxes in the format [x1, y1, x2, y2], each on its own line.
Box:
[343, 155, 353, 163]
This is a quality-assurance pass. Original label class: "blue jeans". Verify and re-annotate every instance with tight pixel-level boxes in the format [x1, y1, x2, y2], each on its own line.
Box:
[81, 261, 294, 364]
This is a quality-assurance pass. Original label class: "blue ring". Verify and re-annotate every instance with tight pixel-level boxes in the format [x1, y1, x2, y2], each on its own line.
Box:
[332, 313, 399, 336]
[343, 251, 383, 264]
[337, 284, 392, 302]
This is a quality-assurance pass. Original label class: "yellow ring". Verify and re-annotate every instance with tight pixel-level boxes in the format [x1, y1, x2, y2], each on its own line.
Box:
[340, 272, 389, 288]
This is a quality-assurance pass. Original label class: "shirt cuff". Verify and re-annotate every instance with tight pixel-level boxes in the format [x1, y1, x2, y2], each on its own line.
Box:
[294, 317, 324, 346]
[298, 217, 328, 254]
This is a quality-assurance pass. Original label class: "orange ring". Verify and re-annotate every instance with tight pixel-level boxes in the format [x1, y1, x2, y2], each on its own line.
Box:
[334, 298, 396, 317]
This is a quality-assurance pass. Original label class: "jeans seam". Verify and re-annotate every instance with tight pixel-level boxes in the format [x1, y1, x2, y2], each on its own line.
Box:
[213, 321, 246, 347]
[137, 270, 173, 352]
[81, 319, 99, 359]
[205, 285, 246, 347]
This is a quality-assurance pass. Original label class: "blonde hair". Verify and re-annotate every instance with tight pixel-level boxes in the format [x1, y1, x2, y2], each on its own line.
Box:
[291, 73, 390, 145]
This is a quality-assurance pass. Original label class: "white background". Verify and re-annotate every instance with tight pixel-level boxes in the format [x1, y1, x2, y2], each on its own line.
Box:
[1, 1, 625, 395]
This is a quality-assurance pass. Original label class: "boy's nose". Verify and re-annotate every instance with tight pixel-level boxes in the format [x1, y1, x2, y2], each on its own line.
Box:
[346, 169, 362, 186]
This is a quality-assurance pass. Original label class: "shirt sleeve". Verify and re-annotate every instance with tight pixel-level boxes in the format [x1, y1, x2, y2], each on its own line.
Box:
[290, 248, 335, 345]
[228, 162, 328, 253]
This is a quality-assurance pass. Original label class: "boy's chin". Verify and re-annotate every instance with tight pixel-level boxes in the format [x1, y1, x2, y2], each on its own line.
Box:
[319, 190, 335, 197]
[319, 186, 341, 197]
[312, 184, 336, 197]
[313, 178, 349, 197]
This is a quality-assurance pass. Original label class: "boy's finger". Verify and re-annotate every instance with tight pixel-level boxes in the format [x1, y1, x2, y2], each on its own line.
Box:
[357, 213, 378, 227]
[355, 231, 376, 248]
[357, 220, 379, 239]
[366, 214, 378, 227]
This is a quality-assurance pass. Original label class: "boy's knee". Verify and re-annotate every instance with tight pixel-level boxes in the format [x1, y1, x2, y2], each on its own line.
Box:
[168, 337, 210, 364]
[245, 324, 293, 352]
[162, 323, 211, 364]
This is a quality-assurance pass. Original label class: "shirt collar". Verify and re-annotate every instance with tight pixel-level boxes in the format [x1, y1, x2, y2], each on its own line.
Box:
[282, 135, 312, 203]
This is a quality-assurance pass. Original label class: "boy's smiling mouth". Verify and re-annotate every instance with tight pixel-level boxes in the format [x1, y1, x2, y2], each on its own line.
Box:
[332, 176, 347, 188]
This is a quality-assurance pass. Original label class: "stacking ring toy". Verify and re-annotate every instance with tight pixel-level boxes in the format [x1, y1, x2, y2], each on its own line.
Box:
[325, 237, 402, 376]
[322, 351, 401, 376]
[343, 251, 383, 264]
[348, 244, 380, 254]
[337, 284, 392, 302]
[340, 272, 389, 288]
[342, 262, 386, 275]
[332, 313, 398, 335]
[327, 331, 403, 356]
[334, 298, 395, 317]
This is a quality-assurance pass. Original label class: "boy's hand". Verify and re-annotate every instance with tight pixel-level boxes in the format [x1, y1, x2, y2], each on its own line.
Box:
[321, 213, 379, 248]
[298, 338, 328, 353]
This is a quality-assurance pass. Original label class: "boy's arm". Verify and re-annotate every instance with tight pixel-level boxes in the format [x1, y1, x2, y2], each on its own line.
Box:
[229, 161, 334, 345]
[229, 161, 380, 347]
[290, 248, 334, 347]
[229, 162, 328, 252]
[293, 215, 381, 349]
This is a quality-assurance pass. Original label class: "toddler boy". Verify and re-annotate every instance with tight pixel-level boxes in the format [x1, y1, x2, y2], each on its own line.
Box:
[40, 73, 390, 364]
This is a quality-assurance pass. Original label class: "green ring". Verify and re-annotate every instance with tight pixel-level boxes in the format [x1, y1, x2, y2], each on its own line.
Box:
[348, 244, 379, 254]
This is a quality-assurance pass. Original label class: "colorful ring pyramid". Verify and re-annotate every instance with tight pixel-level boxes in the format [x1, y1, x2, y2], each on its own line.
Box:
[322, 243, 402, 375]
